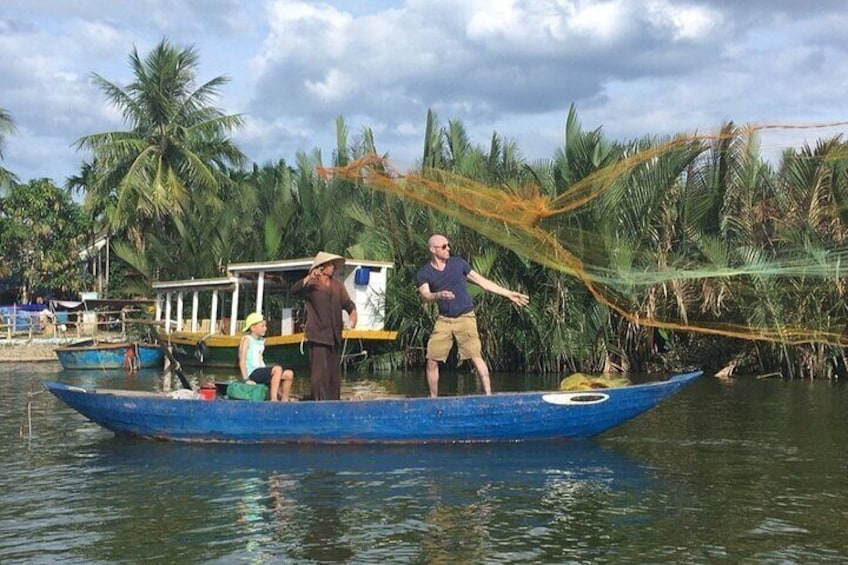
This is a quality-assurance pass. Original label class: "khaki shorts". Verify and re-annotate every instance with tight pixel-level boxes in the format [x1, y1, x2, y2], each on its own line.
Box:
[426, 312, 482, 362]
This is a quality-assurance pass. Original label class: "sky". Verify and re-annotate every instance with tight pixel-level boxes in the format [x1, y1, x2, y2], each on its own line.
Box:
[2, 0, 848, 185]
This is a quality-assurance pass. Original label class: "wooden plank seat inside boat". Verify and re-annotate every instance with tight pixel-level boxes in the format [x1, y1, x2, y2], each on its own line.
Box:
[88, 388, 167, 398]
[74, 383, 409, 401]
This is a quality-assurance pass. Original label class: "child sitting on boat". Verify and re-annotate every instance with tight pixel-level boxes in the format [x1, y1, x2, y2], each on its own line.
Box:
[239, 312, 295, 401]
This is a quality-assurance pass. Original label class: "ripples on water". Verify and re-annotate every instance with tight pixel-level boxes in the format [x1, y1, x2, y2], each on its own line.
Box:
[1, 363, 847, 563]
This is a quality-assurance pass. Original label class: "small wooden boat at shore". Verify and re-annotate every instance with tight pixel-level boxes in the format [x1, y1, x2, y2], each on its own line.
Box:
[43, 370, 701, 444]
[54, 341, 164, 370]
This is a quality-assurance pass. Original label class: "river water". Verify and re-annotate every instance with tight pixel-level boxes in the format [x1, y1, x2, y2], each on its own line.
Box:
[1, 362, 846, 564]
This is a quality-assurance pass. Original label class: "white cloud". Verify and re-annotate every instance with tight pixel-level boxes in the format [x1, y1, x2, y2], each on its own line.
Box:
[75, 20, 126, 52]
[646, 1, 722, 41]
[1, 0, 847, 184]
[305, 69, 356, 103]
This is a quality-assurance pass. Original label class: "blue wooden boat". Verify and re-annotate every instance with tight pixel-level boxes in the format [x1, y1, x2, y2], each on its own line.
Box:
[54, 341, 164, 370]
[43, 370, 701, 444]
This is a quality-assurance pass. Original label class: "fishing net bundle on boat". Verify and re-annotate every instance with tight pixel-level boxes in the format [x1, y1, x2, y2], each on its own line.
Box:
[559, 373, 632, 391]
[320, 121, 848, 350]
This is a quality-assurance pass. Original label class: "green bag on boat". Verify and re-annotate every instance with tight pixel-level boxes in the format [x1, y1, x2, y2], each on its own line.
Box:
[226, 382, 269, 401]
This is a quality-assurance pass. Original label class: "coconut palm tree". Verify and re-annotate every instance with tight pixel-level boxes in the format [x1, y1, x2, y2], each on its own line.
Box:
[75, 39, 245, 256]
[0, 107, 18, 192]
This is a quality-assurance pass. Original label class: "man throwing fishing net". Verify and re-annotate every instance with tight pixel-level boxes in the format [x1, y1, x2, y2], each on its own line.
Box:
[417, 234, 530, 397]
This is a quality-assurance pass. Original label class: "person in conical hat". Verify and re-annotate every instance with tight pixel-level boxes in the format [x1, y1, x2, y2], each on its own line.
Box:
[291, 251, 357, 400]
[238, 312, 296, 401]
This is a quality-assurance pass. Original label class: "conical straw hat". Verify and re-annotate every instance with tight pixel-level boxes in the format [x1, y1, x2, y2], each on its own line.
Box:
[309, 251, 345, 271]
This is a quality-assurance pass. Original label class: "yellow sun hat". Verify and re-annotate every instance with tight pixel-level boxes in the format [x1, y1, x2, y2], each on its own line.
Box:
[242, 312, 265, 332]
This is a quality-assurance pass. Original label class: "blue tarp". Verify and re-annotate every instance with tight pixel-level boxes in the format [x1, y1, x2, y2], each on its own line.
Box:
[0, 305, 47, 331]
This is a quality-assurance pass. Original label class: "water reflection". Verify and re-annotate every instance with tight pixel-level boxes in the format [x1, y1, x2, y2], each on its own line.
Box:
[53, 441, 652, 563]
[55, 366, 163, 389]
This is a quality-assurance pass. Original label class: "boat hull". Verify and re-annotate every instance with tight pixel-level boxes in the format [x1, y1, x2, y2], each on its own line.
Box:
[43, 370, 701, 444]
[54, 342, 164, 370]
[165, 330, 398, 368]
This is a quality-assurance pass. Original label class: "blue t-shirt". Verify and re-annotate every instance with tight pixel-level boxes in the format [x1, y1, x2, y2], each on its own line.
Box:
[416, 257, 475, 317]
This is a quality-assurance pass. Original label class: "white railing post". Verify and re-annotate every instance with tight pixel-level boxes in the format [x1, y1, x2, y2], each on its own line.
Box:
[164, 293, 173, 333]
[210, 290, 219, 334]
[176, 292, 184, 331]
[229, 281, 240, 336]
[256, 270, 265, 315]
[191, 291, 199, 333]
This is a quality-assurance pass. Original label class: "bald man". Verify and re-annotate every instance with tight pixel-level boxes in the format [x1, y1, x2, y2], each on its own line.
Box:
[416, 234, 529, 397]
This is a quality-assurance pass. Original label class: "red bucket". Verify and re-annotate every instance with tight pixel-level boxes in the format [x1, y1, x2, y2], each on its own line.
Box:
[198, 385, 216, 401]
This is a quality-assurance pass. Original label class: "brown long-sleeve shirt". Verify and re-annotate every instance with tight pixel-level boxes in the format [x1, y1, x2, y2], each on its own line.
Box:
[291, 277, 356, 347]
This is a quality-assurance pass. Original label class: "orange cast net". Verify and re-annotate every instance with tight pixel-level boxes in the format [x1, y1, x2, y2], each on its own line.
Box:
[320, 122, 848, 348]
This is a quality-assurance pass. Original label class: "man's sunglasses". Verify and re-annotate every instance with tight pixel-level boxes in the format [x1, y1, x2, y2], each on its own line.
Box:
[436, 243, 450, 250]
